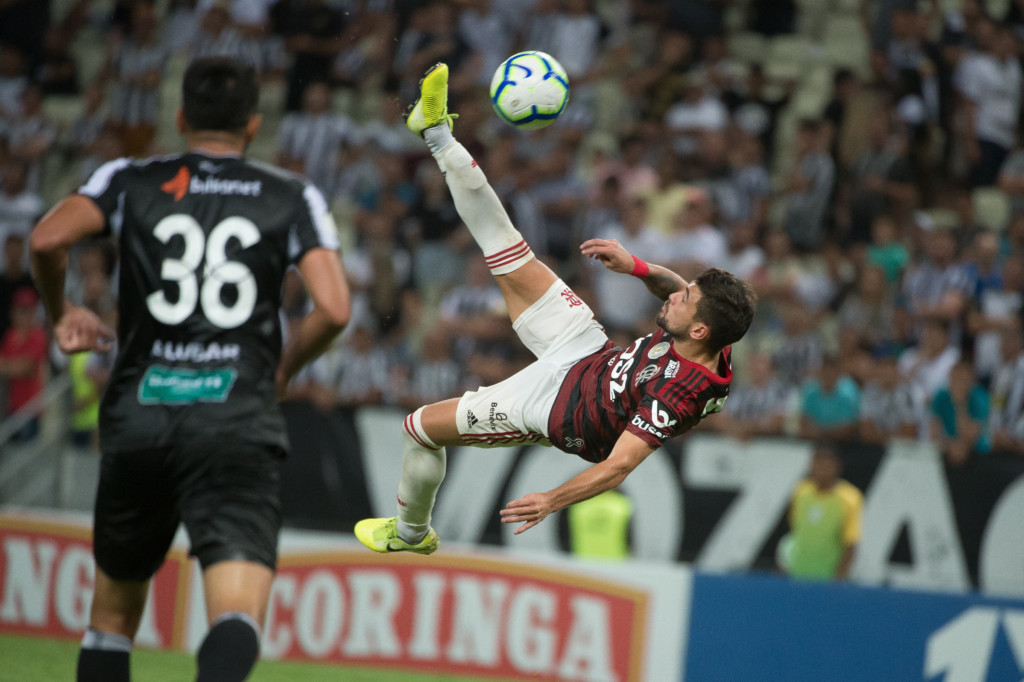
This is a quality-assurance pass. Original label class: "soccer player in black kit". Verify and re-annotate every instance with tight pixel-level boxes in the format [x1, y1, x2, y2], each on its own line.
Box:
[355, 64, 757, 555]
[30, 58, 351, 682]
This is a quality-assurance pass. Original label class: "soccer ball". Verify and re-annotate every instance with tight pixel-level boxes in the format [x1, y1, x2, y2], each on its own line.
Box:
[489, 51, 570, 130]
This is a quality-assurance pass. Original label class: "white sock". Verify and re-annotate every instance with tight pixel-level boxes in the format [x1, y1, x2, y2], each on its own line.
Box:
[423, 124, 454, 155]
[396, 408, 446, 544]
[433, 141, 534, 275]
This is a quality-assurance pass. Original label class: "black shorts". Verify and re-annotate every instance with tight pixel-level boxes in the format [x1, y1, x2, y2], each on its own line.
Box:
[93, 441, 284, 581]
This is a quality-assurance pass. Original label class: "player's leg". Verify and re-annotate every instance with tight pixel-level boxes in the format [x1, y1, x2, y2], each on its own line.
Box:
[196, 560, 274, 682]
[77, 570, 147, 682]
[181, 442, 283, 682]
[355, 398, 460, 553]
[408, 63, 557, 322]
[79, 448, 180, 682]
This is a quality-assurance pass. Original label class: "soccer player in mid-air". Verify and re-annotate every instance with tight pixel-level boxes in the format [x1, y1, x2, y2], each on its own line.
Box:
[355, 63, 756, 554]
[30, 58, 350, 682]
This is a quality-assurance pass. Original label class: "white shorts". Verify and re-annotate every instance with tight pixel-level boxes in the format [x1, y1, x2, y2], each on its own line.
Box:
[455, 280, 608, 447]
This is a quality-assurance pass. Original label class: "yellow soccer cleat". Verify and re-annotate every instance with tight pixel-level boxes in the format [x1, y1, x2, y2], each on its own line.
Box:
[354, 517, 440, 555]
[404, 62, 458, 136]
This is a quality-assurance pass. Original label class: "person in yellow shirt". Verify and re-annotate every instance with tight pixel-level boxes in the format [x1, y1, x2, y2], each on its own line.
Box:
[781, 446, 863, 580]
[568, 489, 633, 560]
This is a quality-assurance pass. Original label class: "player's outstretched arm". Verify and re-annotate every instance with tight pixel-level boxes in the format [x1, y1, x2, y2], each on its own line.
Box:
[499, 431, 655, 534]
[30, 195, 115, 354]
[580, 238, 686, 300]
[276, 247, 351, 397]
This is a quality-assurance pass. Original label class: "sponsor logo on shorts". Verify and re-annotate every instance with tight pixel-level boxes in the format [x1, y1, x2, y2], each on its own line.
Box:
[563, 436, 584, 450]
[635, 364, 661, 386]
[560, 288, 584, 308]
[488, 402, 508, 427]
[466, 410, 479, 428]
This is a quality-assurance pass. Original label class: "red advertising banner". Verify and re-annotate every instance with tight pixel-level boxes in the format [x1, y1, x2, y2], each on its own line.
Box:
[0, 515, 191, 650]
[264, 551, 649, 682]
[0, 512, 662, 681]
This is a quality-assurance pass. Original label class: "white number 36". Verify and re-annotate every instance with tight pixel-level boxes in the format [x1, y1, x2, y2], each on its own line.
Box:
[146, 214, 260, 329]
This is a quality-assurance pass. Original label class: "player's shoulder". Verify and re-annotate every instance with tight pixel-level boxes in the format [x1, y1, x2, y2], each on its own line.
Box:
[793, 480, 816, 499]
[245, 158, 317, 192]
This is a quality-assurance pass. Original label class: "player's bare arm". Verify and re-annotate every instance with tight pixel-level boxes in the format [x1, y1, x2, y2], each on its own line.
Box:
[580, 237, 687, 300]
[276, 247, 351, 397]
[30, 194, 116, 354]
[499, 431, 656, 534]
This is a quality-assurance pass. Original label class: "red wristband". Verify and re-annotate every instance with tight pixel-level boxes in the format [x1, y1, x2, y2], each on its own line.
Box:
[630, 255, 650, 279]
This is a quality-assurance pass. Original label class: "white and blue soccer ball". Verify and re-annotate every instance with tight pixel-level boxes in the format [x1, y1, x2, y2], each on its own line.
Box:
[489, 51, 570, 130]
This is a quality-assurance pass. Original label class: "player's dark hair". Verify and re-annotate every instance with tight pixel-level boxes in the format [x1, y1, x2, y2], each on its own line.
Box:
[182, 57, 258, 134]
[694, 268, 757, 351]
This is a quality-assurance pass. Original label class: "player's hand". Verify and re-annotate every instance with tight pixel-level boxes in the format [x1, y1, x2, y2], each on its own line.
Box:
[54, 305, 115, 354]
[579, 238, 635, 274]
[500, 493, 553, 534]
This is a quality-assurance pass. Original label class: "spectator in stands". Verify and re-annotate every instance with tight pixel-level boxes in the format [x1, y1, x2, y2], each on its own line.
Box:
[438, 256, 512, 364]
[705, 350, 791, 439]
[899, 317, 961, 402]
[989, 322, 1024, 452]
[842, 114, 916, 245]
[765, 301, 826, 388]
[858, 354, 925, 444]
[998, 138, 1024, 217]
[589, 135, 658, 202]
[105, 1, 168, 157]
[0, 160, 44, 266]
[585, 197, 662, 336]
[0, 287, 47, 442]
[275, 81, 354, 194]
[293, 320, 391, 411]
[641, 151, 689, 235]
[955, 19, 1021, 187]
[865, 214, 910, 285]
[0, 233, 33, 339]
[799, 354, 862, 442]
[968, 254, 1023, 384]
[782, 119, 835, 251]
[724, 63, 795, 171]
[392, 1, 474, 98]
[68, 83, 109, 162]
[664, 71, 729, 157]
[271, 0, 347, 111]
[931, 359, 991, 465]
[406, 160, 463, 300]
[394, 324, 462, 410]
[192, 2, 266, 73]
[720, 220, 766, 282]
[35, 25, 80, 96]
[901, 227, 972, 330]
[0, 44, 28, 119]
[6, 84, 57, 192]
[725, 134, 772, 230]
[666, 187, 727, 280]
[782, 447, 863, 581]
[838, 264, 900, 356]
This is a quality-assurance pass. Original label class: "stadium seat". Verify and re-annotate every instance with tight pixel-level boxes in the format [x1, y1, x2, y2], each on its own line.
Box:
[972, 187, 1011, 232]
[823, 16, 871, 77]
[727, 31, 768, 65]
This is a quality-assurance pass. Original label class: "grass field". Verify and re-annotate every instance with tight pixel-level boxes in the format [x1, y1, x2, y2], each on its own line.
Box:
[0, 635, 520, 682]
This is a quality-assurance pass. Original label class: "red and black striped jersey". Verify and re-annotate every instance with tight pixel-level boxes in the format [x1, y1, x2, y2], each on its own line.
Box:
[547, 329, 732, 462]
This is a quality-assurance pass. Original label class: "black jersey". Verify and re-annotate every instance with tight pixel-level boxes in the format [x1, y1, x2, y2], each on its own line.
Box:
[78, 153, 338, 453]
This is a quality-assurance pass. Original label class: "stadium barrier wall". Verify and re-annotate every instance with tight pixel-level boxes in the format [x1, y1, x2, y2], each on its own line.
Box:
[4, 509, 1024, 681]
[282, 404, 1024, 597]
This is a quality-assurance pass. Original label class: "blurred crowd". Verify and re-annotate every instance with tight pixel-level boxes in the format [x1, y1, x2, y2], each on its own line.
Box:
[1, 0, 1023, 465]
